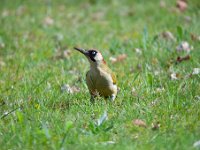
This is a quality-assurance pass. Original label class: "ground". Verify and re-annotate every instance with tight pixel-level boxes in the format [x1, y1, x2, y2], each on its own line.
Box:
[0, 0, 200, 149]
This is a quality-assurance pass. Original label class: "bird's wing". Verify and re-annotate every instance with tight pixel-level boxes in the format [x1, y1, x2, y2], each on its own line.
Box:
[111, 72, 117, 85]
[86, 71, 96, 95]
[102, 64, 117, 85]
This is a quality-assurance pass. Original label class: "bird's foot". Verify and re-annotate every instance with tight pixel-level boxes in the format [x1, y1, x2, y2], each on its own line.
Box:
[110, 94, 116, 102]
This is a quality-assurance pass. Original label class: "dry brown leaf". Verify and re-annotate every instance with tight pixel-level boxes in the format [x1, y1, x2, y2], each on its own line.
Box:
[110, 54, 127, 63]
[176, 0, 188, 12]
[176, 55, 190, 63]
[133, 119, 147, 128]
[116, 54, 127, 62]
[191, 33, 200, 41]
[152, 58, 159, 65]
[151, 121, 161, 130]
[161, 31, 176, 41]
[43, 16, 54, 26]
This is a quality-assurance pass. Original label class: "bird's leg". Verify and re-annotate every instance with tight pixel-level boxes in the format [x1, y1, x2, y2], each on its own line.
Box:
[90, 95, 96, 103]
[110, 94, 116, 102]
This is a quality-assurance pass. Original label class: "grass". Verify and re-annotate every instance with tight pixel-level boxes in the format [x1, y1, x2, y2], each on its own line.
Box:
[0, 0, 200, 149]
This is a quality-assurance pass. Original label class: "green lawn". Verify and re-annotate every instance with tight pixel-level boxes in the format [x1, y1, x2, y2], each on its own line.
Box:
[0, 0, 200, 149]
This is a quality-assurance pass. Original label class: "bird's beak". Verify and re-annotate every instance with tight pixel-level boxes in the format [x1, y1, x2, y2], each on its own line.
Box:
[74, 47, 89, 56]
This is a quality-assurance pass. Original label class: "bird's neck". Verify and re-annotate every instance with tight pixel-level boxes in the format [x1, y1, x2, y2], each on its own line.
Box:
[90, 60, 107, 72]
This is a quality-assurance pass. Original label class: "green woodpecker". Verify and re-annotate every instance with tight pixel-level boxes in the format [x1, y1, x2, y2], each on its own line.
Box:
[74, 47, 117, 101]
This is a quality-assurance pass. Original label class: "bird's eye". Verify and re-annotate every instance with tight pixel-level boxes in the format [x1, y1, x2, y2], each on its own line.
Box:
[91, 51, 97, 56]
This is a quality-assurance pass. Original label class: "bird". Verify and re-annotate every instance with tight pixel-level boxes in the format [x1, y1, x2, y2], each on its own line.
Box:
[74, 47, 117, 101]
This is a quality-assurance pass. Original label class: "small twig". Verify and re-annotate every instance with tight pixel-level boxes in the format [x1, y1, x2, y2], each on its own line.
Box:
[0, 107, 20, 119]
[176, 55, 190, 64]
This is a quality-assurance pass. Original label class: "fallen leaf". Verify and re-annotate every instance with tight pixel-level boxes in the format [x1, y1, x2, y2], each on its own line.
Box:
[2, 9, 10, 17]
[176, 0, 188, 12]
[192, 68, 200, 75]
[131, 87, 138, 96]
[160, 0, 166, 8]
[43, 16, 54, 26]
[135, 48, 142, 55]
[133, 119, 147, 128]
[131, 87, 136, 93]
[61, 84, 80, 94]
[176, 55, 190, 63]
[170, 73, 179, 80]
[110, 54, 127, 63]
[116, 54, 127, 62]
[109, 57, 117, 63]
[191, 33, 200, 41]
[176, 41, 193, 52]
[161, 31, 176, 41]
[151, 121, 160, 130]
